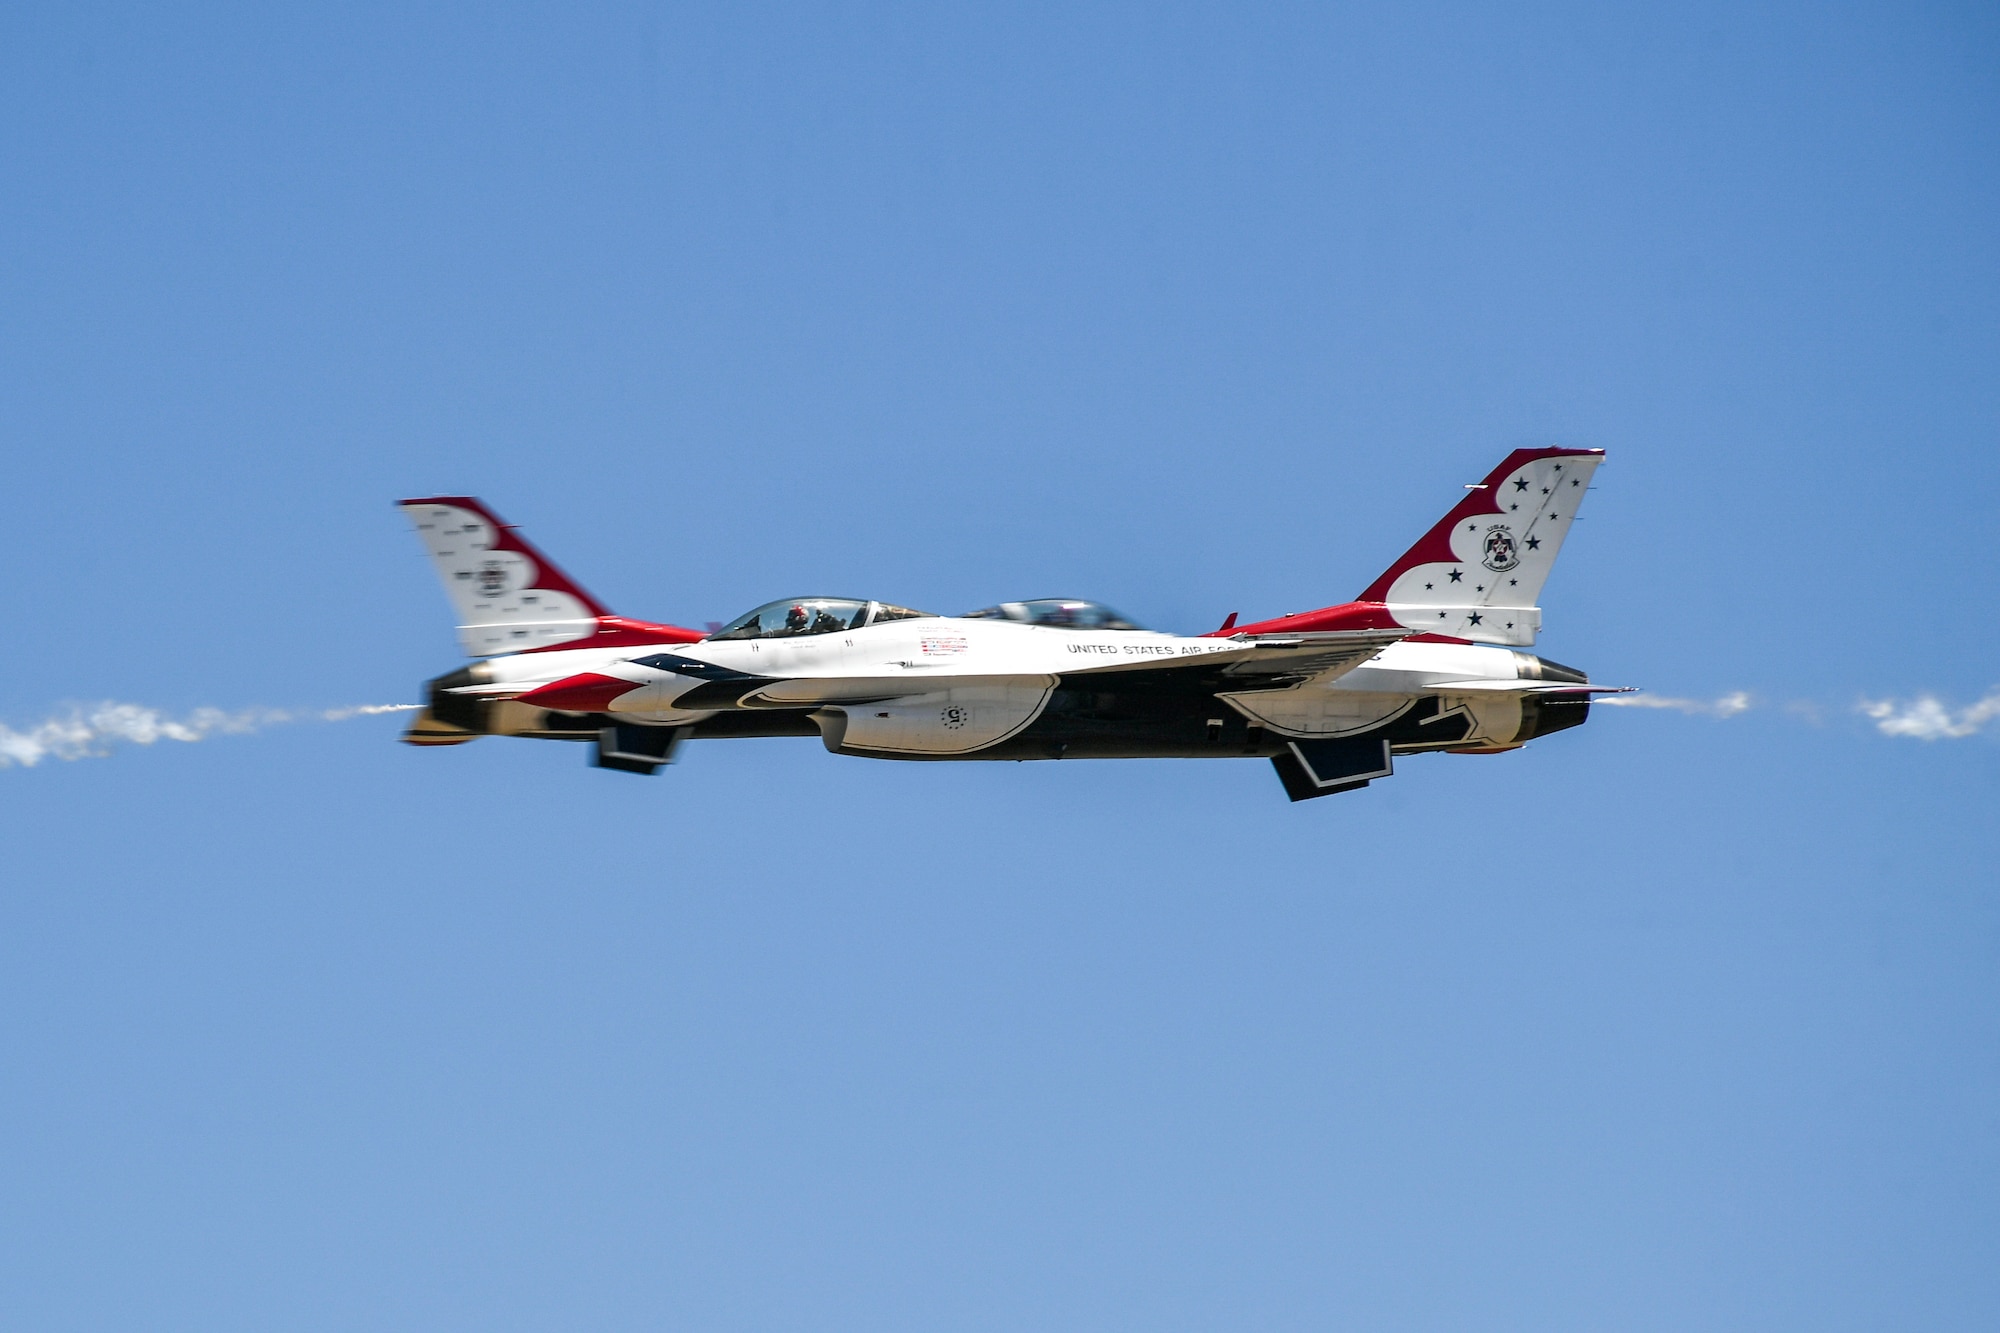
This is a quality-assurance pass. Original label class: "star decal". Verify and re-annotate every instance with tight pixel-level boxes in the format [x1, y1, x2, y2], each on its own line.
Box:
[1551, 512, 1560, 520]
[1467, 612, 1483, 625]
[1505, 621, 1514, 629]
[1447, 569, 1463, 582]
[1509, 578, 1518, 586]
[1541, 487, 1550, 495]
[1510, 503, 1519, 511]
[1424, 582, 1433, 590]
[1525, 536, 1541, 550]
[1514, 478, 1528, 491]
[1475, 584, 1484, 592]
[1571, 478, 1581, 487]
[1466, 523, 1477, 533]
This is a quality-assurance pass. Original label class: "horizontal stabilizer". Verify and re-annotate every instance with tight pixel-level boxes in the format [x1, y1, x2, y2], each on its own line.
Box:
[401, 707, 480, 746]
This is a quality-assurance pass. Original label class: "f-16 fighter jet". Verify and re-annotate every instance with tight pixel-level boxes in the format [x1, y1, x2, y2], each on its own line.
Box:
[399, 447, 1625, 801]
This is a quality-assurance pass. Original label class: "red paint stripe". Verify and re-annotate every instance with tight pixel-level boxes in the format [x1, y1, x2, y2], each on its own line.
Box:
[1210, 601, 1404, 638]
[515, 673, 638, 712]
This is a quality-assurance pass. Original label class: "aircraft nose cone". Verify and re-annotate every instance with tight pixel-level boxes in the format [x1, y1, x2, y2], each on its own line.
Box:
[516, 673, 637, 713]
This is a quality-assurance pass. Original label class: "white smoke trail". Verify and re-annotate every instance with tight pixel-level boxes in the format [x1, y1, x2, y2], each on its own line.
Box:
[1597, 691, 1754, 718]
[0, 701, 418, 769]
[1596, 686, 2000, 740]
[1857, 689, 2000, 741]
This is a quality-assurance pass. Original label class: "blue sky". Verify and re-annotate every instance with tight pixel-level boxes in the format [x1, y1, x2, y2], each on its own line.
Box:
[2, 3, 1996, 1329]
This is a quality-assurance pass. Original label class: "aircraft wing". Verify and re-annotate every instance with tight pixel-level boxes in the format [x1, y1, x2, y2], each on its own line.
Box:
[1422, 680, 1636, 693]
[1216, 629, 1410, 681]
[1058, 628, 1409, 688]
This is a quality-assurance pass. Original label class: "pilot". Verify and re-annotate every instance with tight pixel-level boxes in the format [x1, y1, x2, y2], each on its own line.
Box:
[785, 603, 810, 634]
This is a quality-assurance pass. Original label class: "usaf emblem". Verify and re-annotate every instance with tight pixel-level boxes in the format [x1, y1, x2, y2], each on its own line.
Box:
[1481, 525, 1520, 572]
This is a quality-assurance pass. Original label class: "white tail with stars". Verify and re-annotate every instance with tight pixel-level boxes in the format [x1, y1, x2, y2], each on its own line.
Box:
[1356, 447, 1603, 647]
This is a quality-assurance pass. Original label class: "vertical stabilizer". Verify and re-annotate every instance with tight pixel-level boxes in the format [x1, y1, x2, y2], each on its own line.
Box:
[1356, 448, 1603, 646]
[400, 497, 613, 657]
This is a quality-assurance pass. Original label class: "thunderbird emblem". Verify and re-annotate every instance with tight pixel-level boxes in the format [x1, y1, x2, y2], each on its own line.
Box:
[1481, 525, 1520, 572]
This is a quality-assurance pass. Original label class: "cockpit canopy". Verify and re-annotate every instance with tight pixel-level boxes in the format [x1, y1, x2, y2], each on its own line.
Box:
[708, 597, 934, 641]
[960, 599, 1145, 631]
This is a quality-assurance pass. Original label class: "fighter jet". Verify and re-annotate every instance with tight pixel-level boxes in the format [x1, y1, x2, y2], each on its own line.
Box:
[398, 447, 1624, 800]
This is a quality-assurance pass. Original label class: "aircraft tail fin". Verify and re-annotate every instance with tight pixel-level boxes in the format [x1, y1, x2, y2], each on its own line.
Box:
[399, 497, 702, 657]
[1354, 447, 1603, 646]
